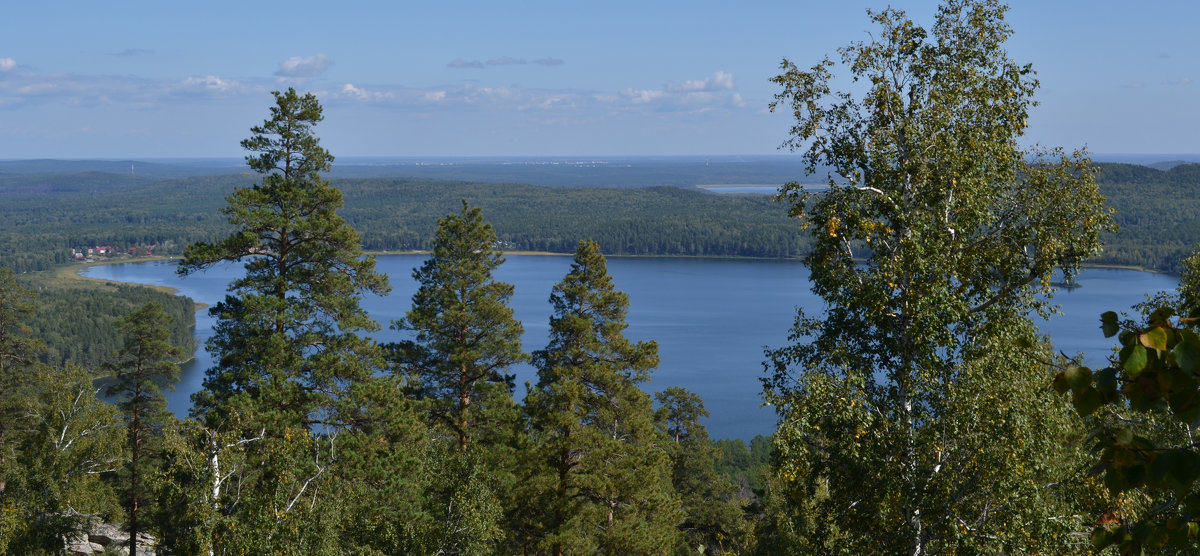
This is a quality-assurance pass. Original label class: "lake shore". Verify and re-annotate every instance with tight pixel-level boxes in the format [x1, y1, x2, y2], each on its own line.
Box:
[58, 253, 1180, 303]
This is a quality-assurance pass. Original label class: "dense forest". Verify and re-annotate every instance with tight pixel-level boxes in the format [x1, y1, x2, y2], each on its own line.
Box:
[24, 280, 195, 369]
[1091, 162, 1200, 272]
[8, 1, 1200, 554]
[3, 160, 1199, 275]
[0, 171, 814, 274]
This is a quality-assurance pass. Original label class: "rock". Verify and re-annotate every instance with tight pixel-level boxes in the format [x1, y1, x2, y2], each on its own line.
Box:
[89, 521, 129, 546]
[61, 520, 156, 555]
[65, 531, 102, 555]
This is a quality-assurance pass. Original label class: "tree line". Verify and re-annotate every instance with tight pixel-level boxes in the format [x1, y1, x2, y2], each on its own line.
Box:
[3, 156, 1200, 275]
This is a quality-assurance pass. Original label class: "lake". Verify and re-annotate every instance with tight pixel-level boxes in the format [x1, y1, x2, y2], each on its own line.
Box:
[83, 257, 1178, 440]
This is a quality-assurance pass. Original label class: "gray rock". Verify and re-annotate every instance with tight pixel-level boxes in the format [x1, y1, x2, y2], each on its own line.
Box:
[89, 521, 129, 545]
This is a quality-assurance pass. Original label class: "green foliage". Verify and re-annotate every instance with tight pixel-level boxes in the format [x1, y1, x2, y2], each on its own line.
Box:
[763, 1, 1111, 552]
[104, 302, 183, 555]
[0, 268, 45, 488]
[24, 280, 195, 369]
[714, 435, 772, 493]
[1058, 303, 1200, 553]
[520, 240, 682, 554]
[0, 364, 124, 553]
[656, 387, 750, 554]
[391, 201, 526, 452]
[326, 373, 432, 554]
[176, 88, 392, 553]
[0, 268, 44, 375]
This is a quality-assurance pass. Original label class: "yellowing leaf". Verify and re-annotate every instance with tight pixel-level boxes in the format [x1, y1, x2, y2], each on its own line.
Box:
[1140, 327, 1169, 352]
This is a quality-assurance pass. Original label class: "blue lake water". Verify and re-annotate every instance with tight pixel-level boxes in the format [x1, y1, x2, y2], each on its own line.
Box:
[83, 257, 1178, 440]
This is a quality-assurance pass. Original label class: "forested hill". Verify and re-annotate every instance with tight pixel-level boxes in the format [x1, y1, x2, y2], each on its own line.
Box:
[1091, 162, 1200, 272]
[2, 161, 1200, 274]
[0, 156, 824, 188]
[0, 172, 811, 274]
[24, 280, 197, 369]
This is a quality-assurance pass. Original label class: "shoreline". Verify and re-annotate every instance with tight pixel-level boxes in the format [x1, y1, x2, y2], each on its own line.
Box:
[55, 253, 1180, 304]
[60, 256, 207, 310]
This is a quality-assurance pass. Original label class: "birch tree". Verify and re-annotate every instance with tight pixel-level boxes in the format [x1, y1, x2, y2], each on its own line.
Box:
[763, 1, 1112, 552]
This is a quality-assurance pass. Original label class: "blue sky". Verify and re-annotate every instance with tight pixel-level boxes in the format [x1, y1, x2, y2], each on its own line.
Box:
[1, 1, 1196, 158]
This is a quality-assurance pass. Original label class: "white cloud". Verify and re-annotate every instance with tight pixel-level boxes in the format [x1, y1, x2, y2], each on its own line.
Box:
[672, 71, 735, 92]
[533, 58, 564, 66]
[447, 59, 484, 69]
[181, 75, 237, 92]
[487, 56, 525, 66]
[621, 88, 667, 104]
[1162, 77, 1193, 86]
[607, 72, 744, 113]
[0, 58, 16, 72]
[341, 83, 394, 102]
[275, 54, 333, 78]
[170, 75, 252, 98]
[424, 90, 446, 102]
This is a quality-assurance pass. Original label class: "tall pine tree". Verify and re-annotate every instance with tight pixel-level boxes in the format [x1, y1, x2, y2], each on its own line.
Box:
[105, 302, 183, 556]
[655, 387, 749, 555]
[391, 200, 526, 452]
[390, 201, 526, 553]
[177, 88, 391, 552]
[522, 239, 682, 554]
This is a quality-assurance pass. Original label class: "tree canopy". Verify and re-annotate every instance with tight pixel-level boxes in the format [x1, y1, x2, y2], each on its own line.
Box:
[763, 1, 1113, 552]
[175, 88, 392, 552]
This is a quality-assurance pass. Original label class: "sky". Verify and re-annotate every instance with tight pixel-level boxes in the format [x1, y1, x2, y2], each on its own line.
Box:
[1, 1, 1197, 159]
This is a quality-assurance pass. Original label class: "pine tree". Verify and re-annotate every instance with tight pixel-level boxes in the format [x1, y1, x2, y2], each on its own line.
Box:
[391, 200, 526, 452]
[104, 302, 183, 556]
[522, 239, 682, 554]
[0, 268, 42, 378]
[176, 88, 391, 551]
[0, 268, 43, 484]
[655, 387, 749, 554]
[389, 201, 526, 553]
[180, 88, 389, 428]
[0, 268, 46, 553]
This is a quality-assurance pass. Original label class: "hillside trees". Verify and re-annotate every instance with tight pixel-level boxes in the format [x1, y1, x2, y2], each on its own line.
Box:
[0, 275, 123, 552]
[0, 268, 44, 495]
[520, 239, 682, 554]
[655, 386, 748, 554]
[176, 88, 393, 551]
[763, 0, 1113, 552]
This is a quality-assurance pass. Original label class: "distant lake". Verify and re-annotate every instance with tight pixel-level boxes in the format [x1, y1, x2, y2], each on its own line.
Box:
[83, 257, 1178, 440]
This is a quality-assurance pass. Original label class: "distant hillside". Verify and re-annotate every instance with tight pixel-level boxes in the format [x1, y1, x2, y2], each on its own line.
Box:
[1, 156, 829, 188]
[1147, 160, 1192, 171]
[1093, 162, 1200, 272]
[0, 172, 810, 273]
[0, 159, 241, 178]
[2, 161, 1200, 275]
